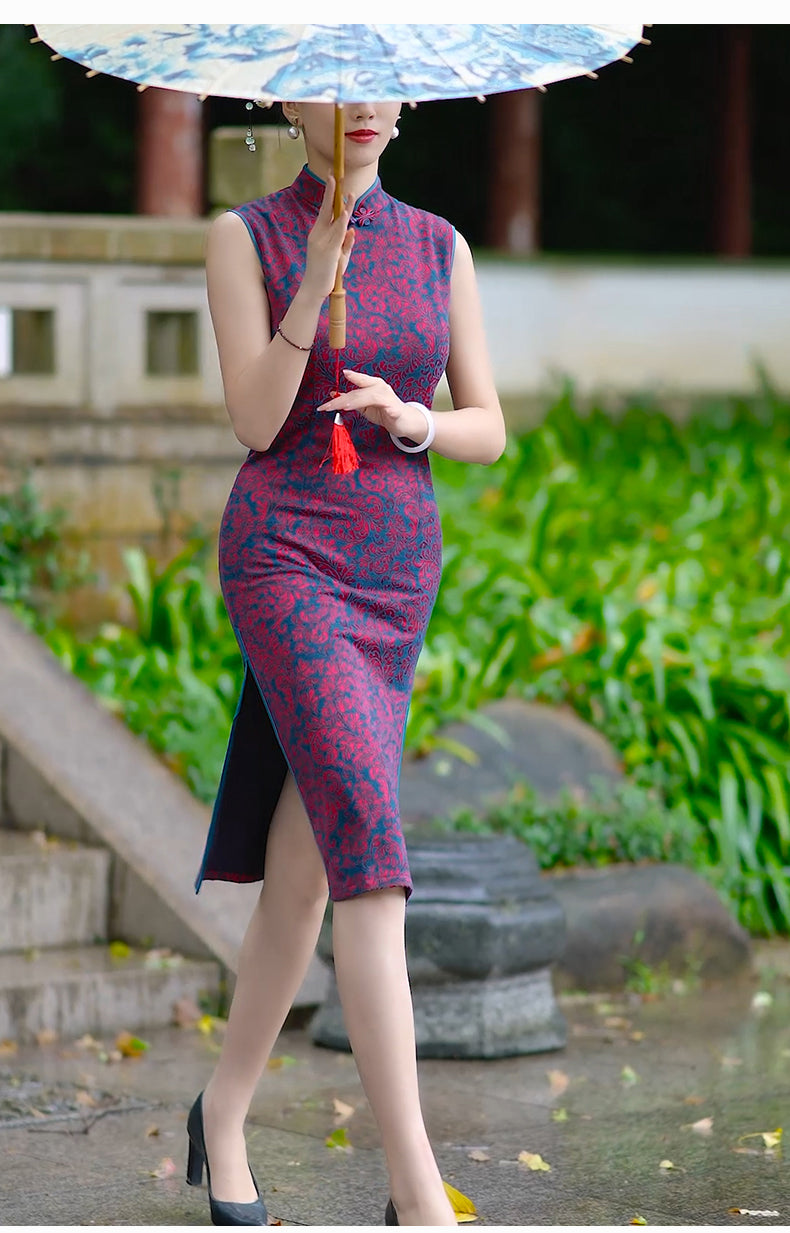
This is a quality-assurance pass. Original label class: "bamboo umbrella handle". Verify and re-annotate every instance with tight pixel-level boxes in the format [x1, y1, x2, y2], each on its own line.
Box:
[329, 102, 346, 350]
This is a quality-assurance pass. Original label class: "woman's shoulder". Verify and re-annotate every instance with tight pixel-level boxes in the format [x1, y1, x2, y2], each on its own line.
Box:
[385, 191, 454, 235]
[226, 182, 296, 224]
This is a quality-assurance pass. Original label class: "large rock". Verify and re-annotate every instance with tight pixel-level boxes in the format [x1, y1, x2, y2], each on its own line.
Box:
[310, 835, 568, 1059]
[399, 698, 622, 833]
[548, 862, 753, 990]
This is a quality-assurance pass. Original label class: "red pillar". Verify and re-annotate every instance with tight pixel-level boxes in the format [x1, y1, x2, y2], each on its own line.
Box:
[714, 26, 752, 256]
[486, 89, 541, 254]
[136, 87, 204, 217]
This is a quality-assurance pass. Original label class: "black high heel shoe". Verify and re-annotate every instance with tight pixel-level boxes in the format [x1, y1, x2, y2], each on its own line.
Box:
[186, 1091, 269, 1226]
[384, 1198, 399, 1225]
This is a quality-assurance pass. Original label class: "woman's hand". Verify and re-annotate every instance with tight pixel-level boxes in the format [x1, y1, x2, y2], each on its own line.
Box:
[302, 174, 356, 300]
[317, 369, 429, 442]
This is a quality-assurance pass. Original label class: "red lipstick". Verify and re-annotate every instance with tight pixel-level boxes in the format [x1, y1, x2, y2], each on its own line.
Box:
[346, 129, 377, 143]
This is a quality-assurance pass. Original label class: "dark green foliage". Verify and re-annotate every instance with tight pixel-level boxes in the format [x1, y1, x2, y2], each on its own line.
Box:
[423, 374, 790, 934]
[0, 475, 93, 620]
[434, 775, 706, 871]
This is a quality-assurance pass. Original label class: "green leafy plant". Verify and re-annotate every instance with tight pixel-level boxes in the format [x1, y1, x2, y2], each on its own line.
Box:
[432, 774, 706, 871]
[0, 473, 93, 621]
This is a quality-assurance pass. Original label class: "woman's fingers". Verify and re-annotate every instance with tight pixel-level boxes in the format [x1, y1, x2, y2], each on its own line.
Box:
[317, 173, 335, 222]
[342, 368, 381, 388]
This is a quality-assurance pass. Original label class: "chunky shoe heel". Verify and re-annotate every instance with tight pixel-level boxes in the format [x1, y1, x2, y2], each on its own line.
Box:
[186, 1137, 205, 1187]
[384, 1198, 399, 1225]
[186, 1090, 269, 1226]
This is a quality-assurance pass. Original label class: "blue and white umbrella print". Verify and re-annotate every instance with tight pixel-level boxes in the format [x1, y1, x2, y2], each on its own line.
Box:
[34, 24, 646, 103]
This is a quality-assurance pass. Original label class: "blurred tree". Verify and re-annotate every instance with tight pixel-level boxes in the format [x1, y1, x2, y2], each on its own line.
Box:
[0, 23, 136, 214]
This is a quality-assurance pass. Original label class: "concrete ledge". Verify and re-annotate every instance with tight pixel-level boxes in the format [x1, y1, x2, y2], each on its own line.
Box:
[0, 213, 209, 264]
[0, 603, 328, 1006]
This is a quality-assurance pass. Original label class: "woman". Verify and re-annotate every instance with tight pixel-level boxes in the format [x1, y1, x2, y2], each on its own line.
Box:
[188, 98, 505, 1227]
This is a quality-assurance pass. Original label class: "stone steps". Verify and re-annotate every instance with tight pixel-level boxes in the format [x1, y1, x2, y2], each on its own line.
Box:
[0, 830, 110, 952]
[0, 827, 220, 1042]
[0, 942, 219, 1043]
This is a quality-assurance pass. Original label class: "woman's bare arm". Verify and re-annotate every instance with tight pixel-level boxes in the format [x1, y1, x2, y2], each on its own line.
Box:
[205, 178, 355, 452]
[431, 230, 506, 466]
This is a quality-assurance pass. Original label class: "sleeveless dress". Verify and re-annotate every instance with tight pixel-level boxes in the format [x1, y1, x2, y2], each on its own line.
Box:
[194, 164, 455, 904]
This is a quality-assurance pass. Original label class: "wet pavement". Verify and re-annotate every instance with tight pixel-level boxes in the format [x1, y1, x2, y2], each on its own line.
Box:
[1, 941, 789, 1227]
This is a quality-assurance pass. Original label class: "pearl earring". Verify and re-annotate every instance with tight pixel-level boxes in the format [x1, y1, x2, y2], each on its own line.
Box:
[287, 121, 300, 140]
[391, 120, 400, 138]
[245, 100, 256, 152]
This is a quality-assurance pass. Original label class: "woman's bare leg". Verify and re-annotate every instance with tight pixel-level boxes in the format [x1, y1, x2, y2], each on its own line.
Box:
[332, 888, 456, 1226]
[200, 769, 329, 1202]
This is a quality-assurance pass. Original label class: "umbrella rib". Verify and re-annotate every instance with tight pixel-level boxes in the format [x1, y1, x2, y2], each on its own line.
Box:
[406, 25, 489, 98]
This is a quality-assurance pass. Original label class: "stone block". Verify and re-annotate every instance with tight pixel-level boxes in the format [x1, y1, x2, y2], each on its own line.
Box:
[312, 967, 567, 1059]
[312, 835, 567, 1057]
[210, 126, 305, 209]
[549, 862, 753, 990]
[0, 830, 109, 952]
[400, 697, 623, 834]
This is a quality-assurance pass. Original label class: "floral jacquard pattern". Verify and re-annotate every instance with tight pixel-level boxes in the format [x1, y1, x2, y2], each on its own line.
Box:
[194, 165, 454, 903]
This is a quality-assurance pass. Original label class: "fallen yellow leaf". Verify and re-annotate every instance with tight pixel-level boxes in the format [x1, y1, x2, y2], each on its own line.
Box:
[442, 1180, 477, 1222]
[75, 1089, 97, 1108]
[518, 1151, 551, 1172]
[630, 1217, 647, 1225]
[0, 1039, 19, 1056]
[552, 1108, 568, 1123]
[658, 1159, 676, 1170]
[35, 1029, 58, 1047]
[145, 1124, 160, 1137]
[547, 1069, 569, 1095]
[108, 940, 131, 960]
[267, 1054, 298, 1070]
[689, 1116, 713, 1136]
[467, 1149, 490, 1162]
[114, 1031, 149, 1058]
[621, 1065, 639, 1085]
[333, 1098, 355, 1123]
[737, 1127, 782, 1149]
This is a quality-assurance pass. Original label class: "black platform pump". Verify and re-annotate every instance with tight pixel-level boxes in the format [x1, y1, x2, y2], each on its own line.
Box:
[186, 1091, 269, 1226]
[384, 1198, 399, 1225]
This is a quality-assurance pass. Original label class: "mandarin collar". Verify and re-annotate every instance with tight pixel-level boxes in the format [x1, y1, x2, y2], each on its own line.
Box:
[291, 164, 387, 227]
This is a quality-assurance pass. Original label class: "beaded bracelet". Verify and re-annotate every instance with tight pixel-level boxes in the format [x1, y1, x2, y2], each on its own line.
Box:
[276, 323, 313, 352]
